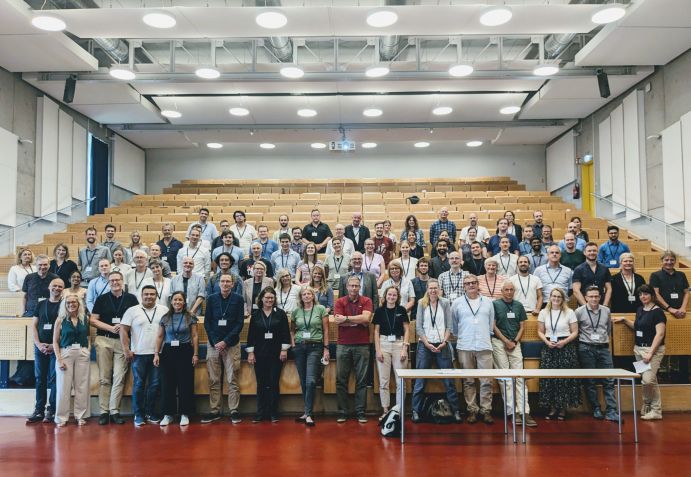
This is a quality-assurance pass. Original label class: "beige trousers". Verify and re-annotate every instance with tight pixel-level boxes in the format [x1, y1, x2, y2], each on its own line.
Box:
[491, 337, 530, 415]
[206, 343, 241, 414]
[634, 345, 665, 414]
[376, 337, 408, 409]
[55, 347, 91, 425]
[457, 349, 494, 414]
[95, 335, 129, 413]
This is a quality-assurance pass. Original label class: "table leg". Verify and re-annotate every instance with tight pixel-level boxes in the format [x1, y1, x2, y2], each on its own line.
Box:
[511, 378, 517, 444]
[502, 379, 508, 435]
[521, 378, 526, 444]
[631, 378, 638, 444]
[617, 379, 622, 434]
[400, 376, 405, 444]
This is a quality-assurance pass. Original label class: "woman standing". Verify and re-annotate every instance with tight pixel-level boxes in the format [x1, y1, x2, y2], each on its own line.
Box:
[8, 248, 36, 292]
[125, 231, 149, 264]
[537, 288, 580, 420]
[154, 291, 199, 426]
[363, 239, 386, 283]
[62, 271, 87, 306]
[247, 287, 291, 422]
[291, 285, 329, 427]
[49, 243, 79, 288]
[275, 268, 300, 314]
[52, 294, 91, 427]
[310, 264, 334, 315]
[398, 242, 418, 281]
[503, 211, 523, 242]
[383, 220, 398, 246]
[374, 286, 409, 419]
[295, 243, 322, 285]
[405, 230, 425, 260]
[400, 215, 426, 251]
[570, 216, 590, 243]
[111, 247, 132, 275]
[613, 284, 666, 420]
[379, 260, 415, 312]
[610, 253, 646, 313]
[150, 259, 172, 306]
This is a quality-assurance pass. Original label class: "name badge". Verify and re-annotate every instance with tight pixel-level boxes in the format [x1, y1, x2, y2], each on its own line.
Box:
[43, 324, 52, 330]
[70, 343, 81, 350]
[670, 293, 679, 299]
[507, 312, 516, 319]
[264, 332, 273, 339]
[252, 304, 259, 309]
[302, 331, 311, 339]
[591, 333, 602, 341]
[218, 319, 227, 326]
[628, 295, 636, 302]
[171, 340, 180, 347]
[387, 335, 396, 342]
[636, 331, 643, 337]
[162, 256, 168, 262]
[112, 318, 121, 324]
[550, 335, 558, 343]
[85, 266, 93, 273]
[312, 232, 318, 237]
[609, 260, 617, 265]
[334, 274, 341, 279]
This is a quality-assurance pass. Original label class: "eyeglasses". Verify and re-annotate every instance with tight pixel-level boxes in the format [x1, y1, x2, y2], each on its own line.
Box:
[464, 281, 479, 286]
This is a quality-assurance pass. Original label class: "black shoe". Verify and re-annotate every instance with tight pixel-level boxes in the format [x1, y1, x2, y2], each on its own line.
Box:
[201, 413, 221, 424]
[26, 411, 44, 424]
[146, 415, 161, 424]
[252, 415, 263, 423]
[110, 413, 125, 425]
[230, 410, 242, 424]
[98, 413, 110, 425]
[271, 415, 279, 423]
[43, 412, 54, 423]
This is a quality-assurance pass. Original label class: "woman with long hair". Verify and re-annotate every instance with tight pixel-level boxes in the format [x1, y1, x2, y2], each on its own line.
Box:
[111, 246, 132, 275]
[309, 264, 334, 314]
[150, 259, 172, 306]
[295, 242, 322, 285]
[400, 214, 426, 251]
[8, 248, 36, 292]
[610, 252, 646, 313]
[49, 243, 79, 288]
[275, 268, 300, 314]
[125, 230, 149, 264]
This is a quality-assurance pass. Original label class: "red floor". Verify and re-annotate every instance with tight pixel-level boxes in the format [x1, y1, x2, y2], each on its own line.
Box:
[1, 414, 690, 476]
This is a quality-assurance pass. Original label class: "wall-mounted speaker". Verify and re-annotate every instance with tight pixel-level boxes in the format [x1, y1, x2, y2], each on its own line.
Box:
[63, 75, 77, 103]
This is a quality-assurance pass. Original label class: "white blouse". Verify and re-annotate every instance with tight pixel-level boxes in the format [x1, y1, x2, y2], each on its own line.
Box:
[8, 264, 36, 292]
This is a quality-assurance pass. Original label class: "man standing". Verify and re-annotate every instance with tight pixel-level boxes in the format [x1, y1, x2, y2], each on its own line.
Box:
[91, 271, 139, 425]
[494, 237, 519, 277]
[533, 246, 573, 306]
[559, 222, 587, 252]
[338, 252, 378, 306]
[334, 276, 373, 423]
[518, 225, 535, 256]
[203, 274, 245, 424]
[86, 259, 112, 312]
[541, 225, 556, 248]
[451, 274, 495, 424]
[176, 226, 211, 277]
[230, 210, 258, 254]
[411, 258, 430, 321]
[125, 250, 155, 302]
[26, 278, 64, 424]
[527, 237, 548, 273]
[492, 282, 537, 427]
[212, 230, 244, 275]
[649, 250, 689, 319]
[239, 242, 274, 280]
[148, 244, 172, 277]
[170, 257, 206, 315]
[488, 219, 519, 256]
[290, 227, 305, 256]
[430, 207, 457, 246]
[252, 224, 279, 261]
[460, 213, 490, 243]
[345, 212, 370, 253]
[302, 209, 332, 254]
[560, 233, 586, 270]
[597, 225, 630, 268]
[509, 256, 543, 316]
[271, 233, 301, 278]
[186, 208, 219, 245]
[272, 214, 291, 242]
[531, 210, 545, 240]
[156, 223, 184, 273]
[438, 252, 466, 303]
[102, 224, 122, 255]
[79, 226, 112, 283]
[429, 240, 451, 279]
[463, 241, 487, 276]
[326, 224, 356, 256]
[372, 221, 395, 266]
[575, 286, 618, 421]
[211, 219, 233, 251]
[22, 255, 58, 318]
[120, 285, 169, 427]
[572, 242, 612, 307]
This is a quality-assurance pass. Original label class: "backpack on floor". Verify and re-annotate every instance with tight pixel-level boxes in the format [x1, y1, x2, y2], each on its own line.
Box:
[421, 396, 455, 424]
[380, 405, 401, 438]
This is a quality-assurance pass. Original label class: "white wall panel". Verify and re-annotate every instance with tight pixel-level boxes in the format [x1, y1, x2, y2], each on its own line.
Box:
[623, 91, 646, 220]
[598, 117, 612, 197]
[546, 132, 575, 192]
[661, 122, 684, 224]
[680, 111, 691, 246]
[57, 110, 73, 215]
[610, 105, 626, 215]
[113, 135, 145, 194]
[34, 97, 59, 218]
[72, 123, 87, 201]
[0, 126, 18, 227]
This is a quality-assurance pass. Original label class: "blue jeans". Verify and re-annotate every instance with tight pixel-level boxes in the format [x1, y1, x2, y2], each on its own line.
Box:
[33, 346, 56, 413]
[132, 355, 160, 418]
[294, 343, 322, 416]
[577, 343, 617, 412]
[412, 342, 460, 414]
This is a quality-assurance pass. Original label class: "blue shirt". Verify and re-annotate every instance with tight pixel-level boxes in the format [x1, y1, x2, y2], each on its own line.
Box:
[86, 275, 111, 312]
[597, 240, 631, 268]
[161, 312, 198, 344]
[252, 239, 279, 261]
[156, 238, 184, 273]
[270, 249, 301, 278]
[527, 251, 548, 273]
[451, 295, 495, 352]
[558, 237, 587, 252]
[204, 292, 245, 347]
[429, 220, 457, 245]
[211, 245, 244, 275]
[533, 264, 573, 303]
[488, 234, 519, 255]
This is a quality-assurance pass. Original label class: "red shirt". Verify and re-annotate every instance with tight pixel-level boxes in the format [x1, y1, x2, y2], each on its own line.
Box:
[373, 236, 395, 266]
[334, 295, 373, 345]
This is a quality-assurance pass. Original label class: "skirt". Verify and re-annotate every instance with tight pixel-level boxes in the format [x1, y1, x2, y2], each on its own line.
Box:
[538, 342, 582, 410]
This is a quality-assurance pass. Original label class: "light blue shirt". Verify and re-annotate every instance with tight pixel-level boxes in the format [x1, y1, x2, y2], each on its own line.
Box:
[270, 249, 301, 278]
[597, 240, 631, 268]
[252, 239, 280, 261]
[533, 264, 573, 303]
[558, 237, 587, 252]
[212, 245, 244, 275]
[186, 222, 219, 244]
[451, 295, 495, 352]
[86, 275, 111, 312]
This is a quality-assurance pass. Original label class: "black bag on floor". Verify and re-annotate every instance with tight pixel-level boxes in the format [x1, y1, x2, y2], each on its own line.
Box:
[380, 405, 401, 438]
[421, 396, 455, 424]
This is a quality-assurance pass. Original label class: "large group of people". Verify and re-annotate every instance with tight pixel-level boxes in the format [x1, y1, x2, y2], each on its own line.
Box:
[9, 205, 688, 427]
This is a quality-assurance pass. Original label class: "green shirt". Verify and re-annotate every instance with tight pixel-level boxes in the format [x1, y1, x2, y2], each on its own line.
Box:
[59, 317, 89, 349]
[292, 304, 327, 344]
[492, 299, 527, 341]
[560, 249, 586, 270]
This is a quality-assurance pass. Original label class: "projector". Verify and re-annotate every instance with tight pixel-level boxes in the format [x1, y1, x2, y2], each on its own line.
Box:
[329, 140, 356, 151]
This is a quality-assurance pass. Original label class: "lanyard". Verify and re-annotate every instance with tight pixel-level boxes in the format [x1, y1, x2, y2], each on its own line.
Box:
[450, 272, 462, 293]
[531, 253, 543, 269]
[586, 308, 602, 331]
[108, 292, 125, 318]
[504, 300, 514, 315]
[517, 275, 531, 299]
[549, 310, 562, 336]
[471, 258, 483, 275]
[608, 242, 621, 258]
[353, 228, 360, 243]
[21, 265, 35, 275]
[279, 287, 291, 309]
[84, 248, 97, 268]
[261, 309, 274, 331]
[134, 270, 147, 290]
[384, 306, 397, 335]
[172, 312, 184, 338]
[53, 260, 64, 275]
[333, 255, 345, 273]
[622, 274, 635, 297]
[220, 295, 233, 319]
[43, 299, 61, 325]
[280, 252, 289, 269]
[301, 306, 315, 330]
[236, 225, 247, 239]
[499, 254, 511, 274]
[364, 254, 374, 271]
[142, 306, 157, 325]
[428, 302, 441, 342]
[96, 276, 109, 297]
[155, 280, 164, 299]
[186, 246, 200, 260]
[401, 257, 411, 277]
[484, 275, 497, 297]
[545, 266, 563, 284]
[464, 296, 482, 317]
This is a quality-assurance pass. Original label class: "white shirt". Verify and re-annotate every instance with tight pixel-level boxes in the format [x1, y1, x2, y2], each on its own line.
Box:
[461, 225, 490, 243]
[325, 237, 355, 256]
[8, 264, 36, 292]
[495, 252, 518, 278]
[152, 277, 172, 306]
[121, 304, 169, 355]
[230, 223, 258, 254]
[176, 244, 211, 277]
[276, 284, 300, 314]
[379, 277, 415, 307]
[124, 268, 154, 303]
[422, 304, 446, 344]
[509, 274, 543, 312]
[538, 308, 577, 339]
[398, 256, 418, 281]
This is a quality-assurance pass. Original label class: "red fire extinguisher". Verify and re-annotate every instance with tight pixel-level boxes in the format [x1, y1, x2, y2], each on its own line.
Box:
[573, 182, 580, 200]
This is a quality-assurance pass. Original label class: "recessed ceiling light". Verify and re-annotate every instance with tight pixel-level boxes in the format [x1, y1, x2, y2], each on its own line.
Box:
[467, 140, 483, 148]
[297, 108, 317, 118]
[195, 67, 220, 79]
[206, 142, 223, 149]
[109, 67, 136, 80]
[533, 64, 559, 76]
[365, 65, 390, 78]
[311, 142, 326, 149]
[280, 66, 304, 79]
[414, 141, 430, 148]
[432, 106, 453, 116]
[256, 11, 288, 29]
[142, 12, 176, 29]
[479, 6, 513, 27]
[448, 64, 474, 77]
[500, 106, 521, 115]
[31, 15, 66, 32]
[260, 143, 276, 150]
[591, 5, 626, 24]
[363, 108, 383, 117]
[229, 107, 250, 117]
[361, 142, 378, 149]
[366, 10, 398, 28]
[161, 110, 182, 119]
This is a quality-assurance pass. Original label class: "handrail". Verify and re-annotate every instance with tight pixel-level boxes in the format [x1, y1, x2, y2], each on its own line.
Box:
[0, 197, 95, 238]
[591, 193, 686, 235]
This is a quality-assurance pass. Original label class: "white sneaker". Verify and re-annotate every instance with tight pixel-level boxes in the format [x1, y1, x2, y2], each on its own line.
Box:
[641, 411, 662, 421]
[160, 415, 174, 426]
[180, 415, 190, 426]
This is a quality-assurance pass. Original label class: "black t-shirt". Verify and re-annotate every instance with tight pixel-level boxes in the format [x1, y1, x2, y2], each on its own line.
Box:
[409, 245, 425, 260]
[610, 273, 645, 313]
[373, 305, 409, 337]
[302, 222, 332, 253]
[411, 277, 429, 320]
[463, 257, 486, 276]
[92, 291, 140, 338]
[36, 299, 62, 343]
[572, 262, 612, 301]
[239, 258, 274, 280]
[22, 272, 59, 316]
[649, 270, 689, 309]
[49, 259, 78, 288]
[634, 307, 666, 346]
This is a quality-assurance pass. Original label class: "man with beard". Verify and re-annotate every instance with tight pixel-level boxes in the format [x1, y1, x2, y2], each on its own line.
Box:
[79, 226, 112, 284]
[429, 240, 451, 279]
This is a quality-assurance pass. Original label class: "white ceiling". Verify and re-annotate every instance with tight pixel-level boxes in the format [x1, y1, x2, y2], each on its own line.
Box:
[2, 0, 689, 151]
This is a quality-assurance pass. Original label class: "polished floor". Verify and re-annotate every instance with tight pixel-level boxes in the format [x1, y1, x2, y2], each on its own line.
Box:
[1, 413, 690, 476]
